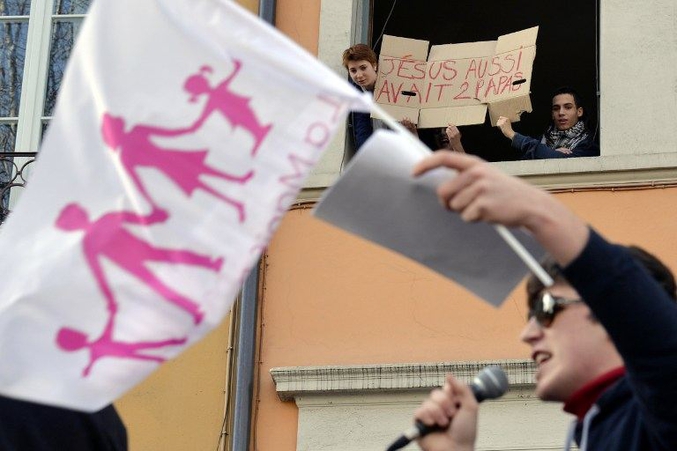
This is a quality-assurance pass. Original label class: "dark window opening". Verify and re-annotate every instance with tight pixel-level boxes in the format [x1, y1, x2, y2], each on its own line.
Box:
[370, 0, 600, 162]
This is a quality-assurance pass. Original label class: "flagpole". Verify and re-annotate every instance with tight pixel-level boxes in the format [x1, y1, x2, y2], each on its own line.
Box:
[370, 102, 554, 288]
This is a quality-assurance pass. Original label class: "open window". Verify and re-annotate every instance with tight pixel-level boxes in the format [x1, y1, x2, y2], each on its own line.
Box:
[370, 0, 600, 162]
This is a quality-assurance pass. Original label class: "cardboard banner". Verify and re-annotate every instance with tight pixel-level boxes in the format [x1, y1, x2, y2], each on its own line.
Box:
[373, 27, 538, 127]
[0, 0, 370, 411]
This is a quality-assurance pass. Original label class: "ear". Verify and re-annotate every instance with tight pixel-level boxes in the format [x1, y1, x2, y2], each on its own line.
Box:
[576, 107, 584, 119]
[373, 62, 378, 72]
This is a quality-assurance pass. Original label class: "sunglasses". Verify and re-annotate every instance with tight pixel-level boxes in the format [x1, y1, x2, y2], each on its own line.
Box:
[528, 292, 583, 327]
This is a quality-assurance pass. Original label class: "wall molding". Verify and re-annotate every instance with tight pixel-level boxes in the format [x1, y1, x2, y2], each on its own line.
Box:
[271, 359, 534, 402]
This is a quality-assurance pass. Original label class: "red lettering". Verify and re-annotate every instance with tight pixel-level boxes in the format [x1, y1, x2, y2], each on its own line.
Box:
[498, 75, 511, 94]
[488, 56, 501, 76]
[442, 60, 458, 81]
[375, 80, 392, 103]
[381, 58, 396, 76]
[476, 59, 488, 78]
[453, 81, 471, 100]
[391, 81, 404, 103]
[428, 61, 443, 80]
[406, 83, 422, 104]
[413, 62, 427, 80]
[424, 82, 433, 102]
[484, 77, 499, 97]
[464, 59, 478, 80]
[503, 53, 516, 73]
[396, 58, 424, 80]
[475, 79, 485, 99]
[512, 72, 525, 92]
[433, 83, 454, 101]
[516, 48, 523, 72]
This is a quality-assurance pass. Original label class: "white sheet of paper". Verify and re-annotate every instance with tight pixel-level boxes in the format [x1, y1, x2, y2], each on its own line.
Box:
[314, 130, 546, 306]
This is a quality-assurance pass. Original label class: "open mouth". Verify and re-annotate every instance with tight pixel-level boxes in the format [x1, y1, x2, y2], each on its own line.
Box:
[533, 351, 552, 366]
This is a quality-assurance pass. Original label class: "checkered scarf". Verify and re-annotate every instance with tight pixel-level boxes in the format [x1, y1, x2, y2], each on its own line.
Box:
[542, 120, 588, 150]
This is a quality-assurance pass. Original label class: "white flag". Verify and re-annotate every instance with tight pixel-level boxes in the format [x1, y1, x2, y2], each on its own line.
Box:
[0, 0, 370, 411]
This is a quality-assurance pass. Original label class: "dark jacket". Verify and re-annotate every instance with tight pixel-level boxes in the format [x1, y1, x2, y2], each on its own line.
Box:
[349, 110, 373, 151]
[346, 79, 373, 152]
[512, 132, 599, 159]
[0, 396, 127, 450]
[561, 230, 677, 450]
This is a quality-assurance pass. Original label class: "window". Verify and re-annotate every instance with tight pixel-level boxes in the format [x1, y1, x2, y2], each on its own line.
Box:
[0, 0, 30, 154]
[371, 0, 600, 162]
[306, 0, 677, 191]
[0, 0, 90, 216]
[2, 0, 90, 153]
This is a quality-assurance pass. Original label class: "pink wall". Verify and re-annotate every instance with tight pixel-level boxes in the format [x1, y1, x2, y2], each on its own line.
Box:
[275, 0, 321, 55]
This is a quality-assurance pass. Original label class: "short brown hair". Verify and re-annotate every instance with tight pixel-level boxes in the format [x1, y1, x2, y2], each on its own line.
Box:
[342, 44, 377, 69]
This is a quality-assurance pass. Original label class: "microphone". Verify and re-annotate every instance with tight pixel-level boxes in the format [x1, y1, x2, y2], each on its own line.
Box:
[385, 366, 508, 451]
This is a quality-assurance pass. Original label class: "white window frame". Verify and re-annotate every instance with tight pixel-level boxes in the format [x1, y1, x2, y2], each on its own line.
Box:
[11, 0, 88, 154]
[4, 0, 88, 209]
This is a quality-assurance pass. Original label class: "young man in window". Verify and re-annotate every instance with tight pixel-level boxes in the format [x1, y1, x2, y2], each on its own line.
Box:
[408, 151, 677, 450]
[342, 44, 382, 151]
[497, 87, 600, 159]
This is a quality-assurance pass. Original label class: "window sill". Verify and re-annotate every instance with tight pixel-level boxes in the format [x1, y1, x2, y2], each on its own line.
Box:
[496, 151, 677, 189]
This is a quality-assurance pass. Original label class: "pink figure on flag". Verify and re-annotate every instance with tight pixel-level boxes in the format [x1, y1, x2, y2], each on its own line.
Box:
[184, 60, 272, 155]
[55, 203, 224, 325]
[56, 319, 187, 377]
[101, 113, 253, 222]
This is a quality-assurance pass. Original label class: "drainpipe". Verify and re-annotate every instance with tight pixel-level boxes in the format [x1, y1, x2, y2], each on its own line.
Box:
[258, 0, 276, 24]
[230, 265, 260, 451]
[230, 4, 276, 450]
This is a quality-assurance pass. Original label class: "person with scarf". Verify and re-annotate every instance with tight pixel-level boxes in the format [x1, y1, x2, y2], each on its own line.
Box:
[497, 87, 599, 159]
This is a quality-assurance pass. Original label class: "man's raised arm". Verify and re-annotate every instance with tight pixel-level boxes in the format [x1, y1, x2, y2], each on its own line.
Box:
[412, 151, 589, 266]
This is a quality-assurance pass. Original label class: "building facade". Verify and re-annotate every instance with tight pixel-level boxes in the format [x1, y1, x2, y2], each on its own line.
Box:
[257, 0, 677, 450]
[2, 0, 677, 450]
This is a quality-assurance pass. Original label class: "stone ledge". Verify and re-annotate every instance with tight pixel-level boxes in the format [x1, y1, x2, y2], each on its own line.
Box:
[271, 359, 535, 402]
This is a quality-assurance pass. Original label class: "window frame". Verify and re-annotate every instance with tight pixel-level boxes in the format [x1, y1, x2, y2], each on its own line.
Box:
[10, 0, 89, 155]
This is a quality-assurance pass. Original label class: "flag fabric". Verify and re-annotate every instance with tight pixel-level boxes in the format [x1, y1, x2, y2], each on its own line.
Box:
[0, 0, 370, 411]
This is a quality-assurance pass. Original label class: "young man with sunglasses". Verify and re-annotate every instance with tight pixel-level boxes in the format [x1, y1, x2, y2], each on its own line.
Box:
[408, 151, 677, 451]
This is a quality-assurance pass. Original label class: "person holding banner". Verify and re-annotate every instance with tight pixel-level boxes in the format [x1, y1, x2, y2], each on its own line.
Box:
[342, 44, 386, 151]
[342, 44, 430, 153]
[433, 124, 466, 154]
[408, 151, 677, 450]
[401, 120, 466, 154]
[497, 86, 599, 159]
